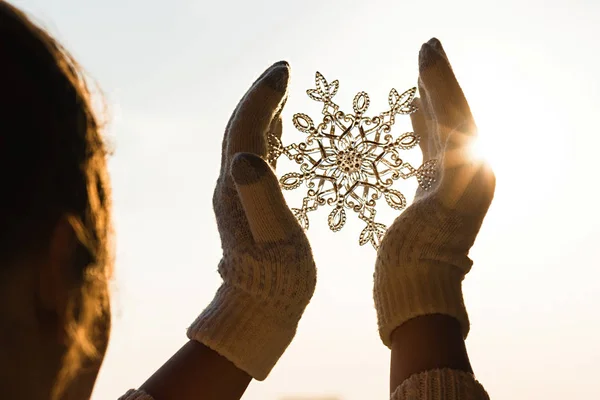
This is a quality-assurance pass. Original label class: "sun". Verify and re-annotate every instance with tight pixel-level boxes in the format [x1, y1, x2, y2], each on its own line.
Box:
[466, 134, 492, 164]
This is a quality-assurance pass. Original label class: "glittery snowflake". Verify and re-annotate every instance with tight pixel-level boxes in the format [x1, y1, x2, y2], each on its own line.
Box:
[268, 72, 437, 249]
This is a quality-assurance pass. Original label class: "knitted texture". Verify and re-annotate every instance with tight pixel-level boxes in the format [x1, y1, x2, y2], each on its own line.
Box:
[374, 39, 495, 347]
[187, 62, 316, 380]
[390, 369, 489, 400]
[119, 368, 488, 400]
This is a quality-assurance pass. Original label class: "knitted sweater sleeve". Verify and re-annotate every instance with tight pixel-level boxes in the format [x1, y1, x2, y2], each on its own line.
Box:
[390, 368, 489, 400]
[118, 369, 488, 400]
[118, 389, 154, 400]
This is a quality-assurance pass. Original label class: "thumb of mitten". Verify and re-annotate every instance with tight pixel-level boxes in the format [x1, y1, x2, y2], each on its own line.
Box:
[231, 152, 301, 243]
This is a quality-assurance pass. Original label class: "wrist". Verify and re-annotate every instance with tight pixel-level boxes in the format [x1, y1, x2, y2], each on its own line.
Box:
[390, 315, 472, 389]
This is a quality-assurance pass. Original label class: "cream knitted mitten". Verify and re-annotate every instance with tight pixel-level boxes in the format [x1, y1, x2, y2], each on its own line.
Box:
[374, 39, 496, 347]
[187, 62, 316, 380]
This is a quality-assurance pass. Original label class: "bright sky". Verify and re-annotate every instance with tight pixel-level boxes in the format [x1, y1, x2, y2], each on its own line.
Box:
[16, 0, 600, 399]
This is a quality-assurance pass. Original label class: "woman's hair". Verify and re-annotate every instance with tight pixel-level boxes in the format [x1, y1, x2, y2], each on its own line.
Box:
[0, 1, 112, 395]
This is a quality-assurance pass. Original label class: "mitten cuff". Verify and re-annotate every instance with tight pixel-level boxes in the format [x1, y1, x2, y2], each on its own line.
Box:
[187, 284, 298, 380]
[375, 260, 470, 348]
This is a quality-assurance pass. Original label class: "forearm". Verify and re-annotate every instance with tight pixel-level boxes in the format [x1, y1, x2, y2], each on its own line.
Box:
[389, 316, 491, 399]
[138, 340, 251, 400]
[390, 314, 471, 391]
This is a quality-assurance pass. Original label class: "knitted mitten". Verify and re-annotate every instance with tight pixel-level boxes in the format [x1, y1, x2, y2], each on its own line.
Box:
[374, 39, 496, 347]
[187, 62, 316, 380]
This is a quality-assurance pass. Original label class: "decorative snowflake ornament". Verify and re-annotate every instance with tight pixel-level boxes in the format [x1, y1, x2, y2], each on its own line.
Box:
[268, 72, 437, 249]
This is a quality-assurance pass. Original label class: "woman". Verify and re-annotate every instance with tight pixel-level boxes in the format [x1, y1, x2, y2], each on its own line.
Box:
[0, 1, 495, 399]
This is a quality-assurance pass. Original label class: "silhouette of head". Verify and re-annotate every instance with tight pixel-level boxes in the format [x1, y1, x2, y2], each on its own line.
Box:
[0, 2, 112, 397]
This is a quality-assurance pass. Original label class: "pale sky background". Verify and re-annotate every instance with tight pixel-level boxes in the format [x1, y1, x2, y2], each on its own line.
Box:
[15, 0, 600, 399]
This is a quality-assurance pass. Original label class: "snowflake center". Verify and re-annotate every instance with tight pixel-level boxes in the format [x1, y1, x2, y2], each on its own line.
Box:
[335, 147, 364, 174]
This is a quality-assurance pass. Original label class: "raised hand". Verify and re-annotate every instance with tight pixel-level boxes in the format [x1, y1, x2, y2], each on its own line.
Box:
[187, 61, 317, 380]
[374, 38, 496, 347]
